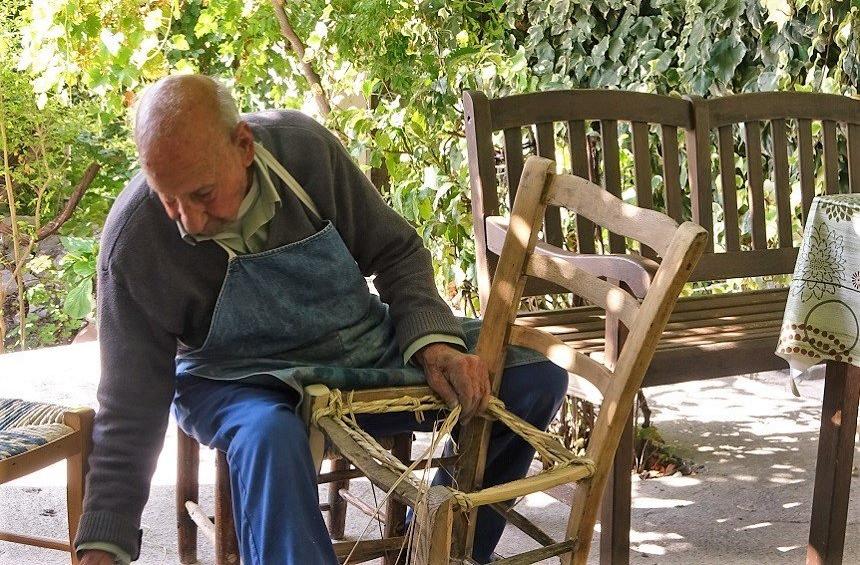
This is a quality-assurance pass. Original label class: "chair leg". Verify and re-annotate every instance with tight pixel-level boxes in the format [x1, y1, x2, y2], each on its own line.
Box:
[215, 451, 240, 565]
[328, 457, 350, 539]
[383, 433, 412, 565]
[176, 429, 199, 565]
[64, 409, 94, 565]
[414, 488, 454, 565]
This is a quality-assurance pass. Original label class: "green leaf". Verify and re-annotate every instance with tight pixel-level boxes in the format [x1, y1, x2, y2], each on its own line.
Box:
[709, 37, 747, 85]
[63, 278, 93, 320]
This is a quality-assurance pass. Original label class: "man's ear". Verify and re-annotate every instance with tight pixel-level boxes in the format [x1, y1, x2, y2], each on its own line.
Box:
[233, 121, 255, 166]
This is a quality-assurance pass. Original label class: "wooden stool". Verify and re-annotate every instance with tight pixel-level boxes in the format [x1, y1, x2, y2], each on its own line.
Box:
[176, 426, 412, 565]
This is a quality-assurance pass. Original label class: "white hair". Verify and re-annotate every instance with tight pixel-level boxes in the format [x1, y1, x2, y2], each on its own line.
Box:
[133, 74, 240, 152]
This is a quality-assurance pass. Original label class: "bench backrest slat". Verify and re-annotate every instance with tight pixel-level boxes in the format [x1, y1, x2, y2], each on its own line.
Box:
[567, 119, 595, 253]
[849, 124, 860, 193]
[771, 119, 793, 248]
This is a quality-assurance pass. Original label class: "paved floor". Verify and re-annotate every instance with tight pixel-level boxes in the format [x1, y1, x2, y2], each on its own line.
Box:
[0, 342, 858, 564]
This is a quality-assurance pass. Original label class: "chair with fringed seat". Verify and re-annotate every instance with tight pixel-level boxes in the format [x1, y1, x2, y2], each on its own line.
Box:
[0, 397, 94, 564]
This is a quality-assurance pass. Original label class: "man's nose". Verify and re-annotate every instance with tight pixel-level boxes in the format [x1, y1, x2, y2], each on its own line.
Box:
[176, 200, 207, 235]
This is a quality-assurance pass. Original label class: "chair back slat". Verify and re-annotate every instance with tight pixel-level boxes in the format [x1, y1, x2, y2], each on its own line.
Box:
[546, 173, 679, 257]
[823, 120, 840, 194]
[525, 253, 641, 329]
[632, 122, 656, 259]
[717, 125, 740, 251]
[503, 127, 525, 208]
[600, 120, 625, 253]
[771, 119, 793, 248]
[743, 121, 768, 250]
[660, 125, 684, 223]
[797, 118, 816, 220]
[535, 122, 564, 246]
[850, 124, 860, 193]
[507, 325, 611, 394]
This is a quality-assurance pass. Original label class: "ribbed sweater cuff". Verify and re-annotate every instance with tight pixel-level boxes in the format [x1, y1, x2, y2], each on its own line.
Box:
[396, 309, 465, 355]
[75, 511, 143, 561]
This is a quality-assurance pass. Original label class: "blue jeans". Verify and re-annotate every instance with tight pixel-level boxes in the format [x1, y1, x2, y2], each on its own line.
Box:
[172, 361, 567, 564]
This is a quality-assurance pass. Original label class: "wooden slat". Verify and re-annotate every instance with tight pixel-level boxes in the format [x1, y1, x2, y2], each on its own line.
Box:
[491, 540, 579, 565]
[333, 536, 408, 562]
[489, 503, 557, 547]
[704, 92, 860, 127]
[535, 122, 563, 247]
[525, 253, 640, 329]
[508, 325, 612, 393]
[546, 174, 679, 257]
[504, 127, 525, 208]
[632, 121, 656, 259]
[717, 125, 740, 251]
[823, 120, 839, 194]
[466, 460, 594, 508]
[848, 124, 860, 193]
[691, 247, 798, 281]
[797, 118, 816, 220]
[744, 121, 767, 249]
[771, 119, 793, 248]
[568, 120, 595, 253]
[685, 96, 714, 252]
[463, 91, 500, 309]
[660, 125, 684, 222]
[600, 119, 625, 252]
[0, 532, 70, 552]
[487, 90, 692, 130]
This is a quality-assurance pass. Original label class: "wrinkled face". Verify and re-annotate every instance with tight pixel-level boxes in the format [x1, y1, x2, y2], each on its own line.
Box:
[142, 122, 255, 236]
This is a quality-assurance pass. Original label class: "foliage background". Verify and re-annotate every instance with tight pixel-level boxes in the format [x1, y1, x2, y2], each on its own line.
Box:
[1, 0, 858, 350]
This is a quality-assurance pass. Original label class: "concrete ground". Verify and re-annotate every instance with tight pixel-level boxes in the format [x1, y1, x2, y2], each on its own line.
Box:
[0, 342, 858, 564]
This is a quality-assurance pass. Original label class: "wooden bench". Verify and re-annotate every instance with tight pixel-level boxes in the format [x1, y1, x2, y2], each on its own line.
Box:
[463, 89, 860, 563]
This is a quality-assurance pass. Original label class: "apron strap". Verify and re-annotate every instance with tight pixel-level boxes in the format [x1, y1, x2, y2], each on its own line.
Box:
[254, 142, 322, 220]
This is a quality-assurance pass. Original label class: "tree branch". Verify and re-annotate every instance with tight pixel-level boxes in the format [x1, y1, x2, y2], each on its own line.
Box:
[0, 162, 100, 243]
[270, 0, 332, 118]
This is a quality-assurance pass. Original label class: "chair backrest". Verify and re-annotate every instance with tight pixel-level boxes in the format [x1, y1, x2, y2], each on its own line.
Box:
[464, 90, 860, 307]
[474, 155, 707, 558]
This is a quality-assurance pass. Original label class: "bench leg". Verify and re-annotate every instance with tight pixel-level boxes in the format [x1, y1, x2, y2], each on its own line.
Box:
[600, 408, 633, 565]
[215, 451, 240, 565]
[807, 361, 860, 565]
[176, 429, 199, 565]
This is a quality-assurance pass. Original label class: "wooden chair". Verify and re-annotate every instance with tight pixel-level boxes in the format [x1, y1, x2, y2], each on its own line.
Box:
[464, 89, 860, 562]
[307, 156, 707, 564]
[0, 398, 94, 564]
[175, 425, 414, 565]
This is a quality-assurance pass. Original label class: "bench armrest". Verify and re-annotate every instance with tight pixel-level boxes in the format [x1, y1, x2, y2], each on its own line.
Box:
[486, 216, 658, 299]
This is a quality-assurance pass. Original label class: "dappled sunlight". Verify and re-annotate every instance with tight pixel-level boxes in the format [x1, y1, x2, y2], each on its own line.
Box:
[632, 496, 694, 509]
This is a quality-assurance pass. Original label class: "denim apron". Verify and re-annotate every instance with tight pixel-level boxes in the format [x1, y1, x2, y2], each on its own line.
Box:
[174, 142, 543, 396]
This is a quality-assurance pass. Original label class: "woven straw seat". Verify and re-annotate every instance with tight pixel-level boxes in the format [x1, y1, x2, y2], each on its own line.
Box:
[0, 398, 75, 460]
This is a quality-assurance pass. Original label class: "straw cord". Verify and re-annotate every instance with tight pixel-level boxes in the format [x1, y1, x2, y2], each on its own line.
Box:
[313, 390, 596, 513]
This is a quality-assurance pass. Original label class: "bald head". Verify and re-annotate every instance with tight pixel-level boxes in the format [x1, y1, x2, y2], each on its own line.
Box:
[134, 75, 256, 237]
[134, 74, 240, 162]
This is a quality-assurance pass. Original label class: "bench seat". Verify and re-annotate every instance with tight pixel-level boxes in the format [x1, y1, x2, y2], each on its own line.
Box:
[515, 288, 788, 389]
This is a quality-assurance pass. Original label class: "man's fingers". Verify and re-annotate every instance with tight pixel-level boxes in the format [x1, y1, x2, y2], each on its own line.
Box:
[427, 369, 459, 410]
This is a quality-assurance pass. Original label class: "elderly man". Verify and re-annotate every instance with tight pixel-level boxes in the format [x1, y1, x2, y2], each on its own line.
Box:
[76, 74, 567, 564]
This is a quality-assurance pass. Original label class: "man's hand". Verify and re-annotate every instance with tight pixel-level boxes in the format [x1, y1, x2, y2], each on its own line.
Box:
[78, 549, 117, 564]
[415, 343, 490, 422]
